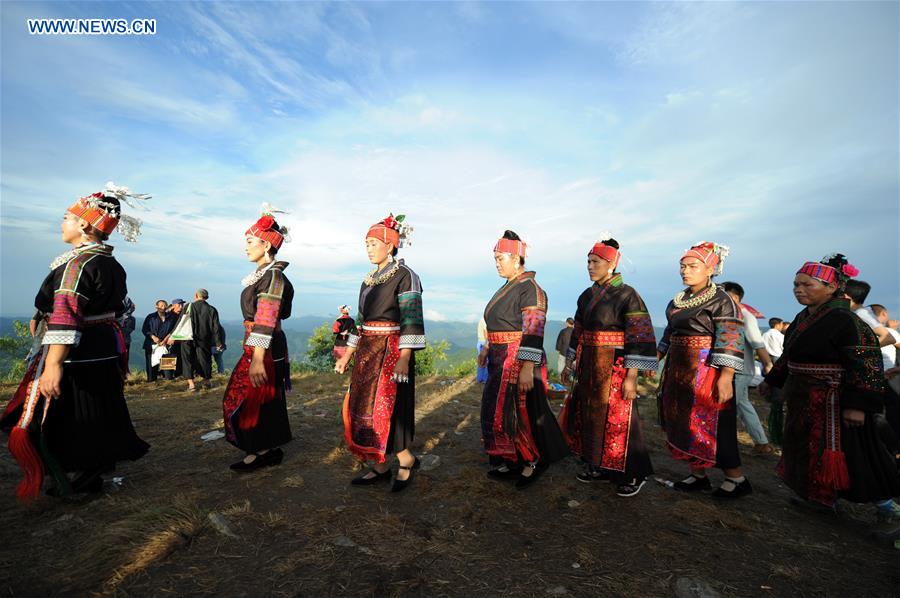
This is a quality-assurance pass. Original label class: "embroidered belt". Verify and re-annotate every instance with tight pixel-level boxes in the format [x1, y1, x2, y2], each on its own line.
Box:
[669, 335, 712, 349]
[581, 330, 625, 347]
[361, 321, 400, 336]
[83, 312, 117, 326]
[487, 331, 522, 344]
[787, 362, 842, 383]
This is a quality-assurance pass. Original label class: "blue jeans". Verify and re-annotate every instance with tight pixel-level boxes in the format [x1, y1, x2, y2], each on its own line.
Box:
[735, 373, 768, 445]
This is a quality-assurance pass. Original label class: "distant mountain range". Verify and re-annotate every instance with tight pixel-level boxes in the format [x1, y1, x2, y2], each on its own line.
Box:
[0, 316, 667, 374]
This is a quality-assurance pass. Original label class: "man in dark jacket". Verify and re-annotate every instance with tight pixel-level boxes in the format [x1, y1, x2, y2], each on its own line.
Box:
[555, 318, 575, 380]
[142, 299, 176, 381]
[181, 289, 222, 391]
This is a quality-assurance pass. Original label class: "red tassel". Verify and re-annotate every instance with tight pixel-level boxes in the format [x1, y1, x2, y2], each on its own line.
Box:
[8, 427, 44, 501]
[818, 448, 850, 491]
[695, 365, 719, 408]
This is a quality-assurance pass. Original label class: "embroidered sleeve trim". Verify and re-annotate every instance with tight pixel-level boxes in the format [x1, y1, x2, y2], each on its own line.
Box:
[347, 333, 360, 348]
[657, 340, 669, 355]
[399, 334, 426, 350]
[43, 330, 81, 346]
[566, 347, 577, 361]
[245, 332, 272, 349]
[517, 345, 543, 363]
[709, 353, 744, 371]
[624, 354, 658, 371]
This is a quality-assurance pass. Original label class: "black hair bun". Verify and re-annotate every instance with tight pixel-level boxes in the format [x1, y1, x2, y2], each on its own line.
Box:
[502, 230, 520, 241]
[822, 253, 848, 269]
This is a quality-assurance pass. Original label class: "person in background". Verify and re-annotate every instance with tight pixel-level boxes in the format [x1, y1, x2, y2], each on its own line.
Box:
[870, 304, 900, 444]
[762, 317, 789, 445]
[722, 282, 775, 456]
[555, 318, 575, 380]
[763, 318, 787, 360]
[120, 297, 136, 351]
[212, 321, 227, 375]
[142, 299, 176, 381]
[332, 305, 357, 363]
[164, 299, 186, 379]
[844, 280, 893, 347]
[185, 288, 223, 391]
[476, 317, 489, 383]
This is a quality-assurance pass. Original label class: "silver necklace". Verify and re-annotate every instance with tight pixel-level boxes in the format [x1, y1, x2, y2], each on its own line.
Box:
[673, 283, 717, 309]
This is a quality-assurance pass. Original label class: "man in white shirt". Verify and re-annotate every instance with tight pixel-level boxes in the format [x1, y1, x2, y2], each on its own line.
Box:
[845, 280, 893, 347]
[762, 317, 787, 361]
[723, 282, 775, 455]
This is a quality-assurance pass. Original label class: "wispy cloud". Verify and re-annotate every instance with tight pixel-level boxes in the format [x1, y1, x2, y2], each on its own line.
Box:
[2, 1, 897, 326]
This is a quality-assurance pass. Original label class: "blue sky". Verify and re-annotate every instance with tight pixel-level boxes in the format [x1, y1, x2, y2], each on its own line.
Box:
[1, 1, 897, 327]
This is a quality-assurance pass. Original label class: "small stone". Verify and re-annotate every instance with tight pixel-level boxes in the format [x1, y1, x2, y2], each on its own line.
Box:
[332, 535, 356, 548]
[335, 505, 346, 512]
[571, 563, 581, 569]
[207, 512, 239, 538]
[567, 500, 581, 508]
[673, 577, 721, 598]
[419, 454, 441, 471]
[546, 586, 568, 596]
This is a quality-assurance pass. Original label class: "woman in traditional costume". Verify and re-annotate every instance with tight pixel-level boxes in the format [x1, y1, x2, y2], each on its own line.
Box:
[478, 231, 568, 488]
[762, 254, 900, 521]
[657, 241, 751, 498]
[559, 237, 658, 497]
[335, 214, 424, 492]
[332, 305, 357, 362]
[1, 183, 150, 499]
[223, 205, 294, 471]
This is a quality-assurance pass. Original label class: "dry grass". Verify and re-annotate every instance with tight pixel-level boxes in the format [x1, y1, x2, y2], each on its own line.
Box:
[0, 374, 897, 597]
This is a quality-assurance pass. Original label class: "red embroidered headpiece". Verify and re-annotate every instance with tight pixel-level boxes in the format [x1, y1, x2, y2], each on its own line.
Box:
[589, 242, 620, 269]
[66, 182, 150, 243]
[494, 238, 527, 258]
[681, 242, 719, 267]
[246, 215, 286, 250]
[366, 213, 412, 248]
[681, 241, 729, 276]
[67, 192, 120, 235]
[797, 258, 859, 285]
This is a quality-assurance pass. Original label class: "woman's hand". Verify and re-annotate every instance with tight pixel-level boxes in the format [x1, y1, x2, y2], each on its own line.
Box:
[249, 347, 267, 388]
[477, 346, 490, 368]
[560, 362, 573, 385]
[38, 362, 63, 399]
[716, 368, 734, 404]
[622, 370, 638, 401]
[518, 361, 535, 392]
[391, 351, 411, 384]
[842, 408, 865, 428]
[334, 355, 350, 374]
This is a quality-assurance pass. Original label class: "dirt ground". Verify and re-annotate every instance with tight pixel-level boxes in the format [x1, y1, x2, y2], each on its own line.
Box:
[0, 373, 897, 597]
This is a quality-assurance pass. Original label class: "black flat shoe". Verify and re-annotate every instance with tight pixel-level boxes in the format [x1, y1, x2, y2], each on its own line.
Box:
[351, 468, 392, 486]
[230, 451, 278, 472]
[515, 462, 548, 489]
[673, 474, 712, 492]
[711, 478, 753, 499]
[487, 465, 524, 480]
[391, 457, 420, 493]
[269, 447, 284, 465]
